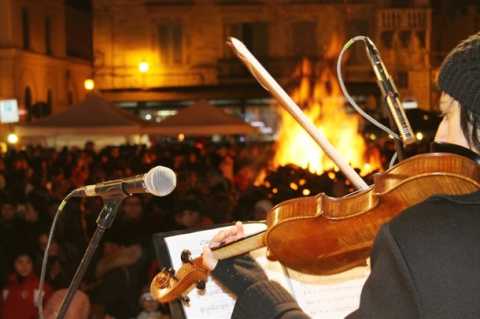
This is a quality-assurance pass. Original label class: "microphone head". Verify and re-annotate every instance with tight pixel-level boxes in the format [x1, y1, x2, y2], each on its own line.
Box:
[144, 166, 177, 196]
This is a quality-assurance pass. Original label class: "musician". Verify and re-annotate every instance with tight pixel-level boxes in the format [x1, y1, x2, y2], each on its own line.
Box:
[202, 32, 480, 319]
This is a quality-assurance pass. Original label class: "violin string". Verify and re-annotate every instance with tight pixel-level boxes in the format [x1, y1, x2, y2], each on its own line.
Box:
[389, 152, 398, 168]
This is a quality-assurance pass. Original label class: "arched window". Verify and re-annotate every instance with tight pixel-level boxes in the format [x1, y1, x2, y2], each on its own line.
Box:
[67, 90, 74, 105]
[45, 16, 52, 55]
[21, 8, 30, 50]
[46, 89, 53, 116]
[24, 86, 32, 122]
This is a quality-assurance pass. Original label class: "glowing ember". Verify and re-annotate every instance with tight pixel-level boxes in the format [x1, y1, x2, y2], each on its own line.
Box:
[273, 58, 381, 176]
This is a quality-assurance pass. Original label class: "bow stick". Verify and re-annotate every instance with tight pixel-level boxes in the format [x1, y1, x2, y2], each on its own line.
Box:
[227, 37, 369, 190]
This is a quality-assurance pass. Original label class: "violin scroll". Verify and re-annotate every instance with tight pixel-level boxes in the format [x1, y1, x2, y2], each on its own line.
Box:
[150, 252, 209, 304]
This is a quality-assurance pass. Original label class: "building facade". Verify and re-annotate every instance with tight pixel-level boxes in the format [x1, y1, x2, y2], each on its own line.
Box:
[92, 0, 462, 116]
[94, 1, 376, 107]
[0, 0, 92, 123]
[91, 0, 480, 127]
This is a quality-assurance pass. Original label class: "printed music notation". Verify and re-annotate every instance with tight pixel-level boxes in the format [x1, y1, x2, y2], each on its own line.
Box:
[164, 223, 269, 319]
[162, 223, 370, 319]
[287, 264, 370, 318]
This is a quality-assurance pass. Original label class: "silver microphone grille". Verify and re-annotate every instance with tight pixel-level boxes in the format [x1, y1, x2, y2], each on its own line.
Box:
[144, 166, 177, 197]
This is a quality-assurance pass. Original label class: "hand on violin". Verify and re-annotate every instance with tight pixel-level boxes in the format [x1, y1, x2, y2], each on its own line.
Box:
[203, 221, 269, 299]
[202, 221, 245, 271]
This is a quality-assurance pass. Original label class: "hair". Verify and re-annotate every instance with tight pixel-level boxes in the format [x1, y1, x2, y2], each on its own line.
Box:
[460, 105, 480, 151]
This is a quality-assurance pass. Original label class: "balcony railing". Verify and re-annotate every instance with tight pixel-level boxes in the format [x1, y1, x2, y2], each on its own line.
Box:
[144, 0, 193, 5]
[216, 0, 263, 4]
[377, 8, 431, 30]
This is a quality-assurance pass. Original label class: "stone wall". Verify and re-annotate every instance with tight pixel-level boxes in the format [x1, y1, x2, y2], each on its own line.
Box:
[0, 0, 92, 120]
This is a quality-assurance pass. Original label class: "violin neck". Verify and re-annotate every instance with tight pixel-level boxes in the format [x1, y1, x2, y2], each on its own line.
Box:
[211, 231, 266, 260]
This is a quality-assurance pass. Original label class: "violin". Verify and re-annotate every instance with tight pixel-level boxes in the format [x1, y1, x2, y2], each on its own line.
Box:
[150, 39, 480, 303]
[151, 152, 480, 303]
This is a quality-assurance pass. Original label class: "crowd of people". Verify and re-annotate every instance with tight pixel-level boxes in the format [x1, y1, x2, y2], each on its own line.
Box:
[0, 139, 389, 319]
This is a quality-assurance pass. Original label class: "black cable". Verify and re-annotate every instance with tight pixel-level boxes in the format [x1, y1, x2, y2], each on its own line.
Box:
[37, 190, 77, 319]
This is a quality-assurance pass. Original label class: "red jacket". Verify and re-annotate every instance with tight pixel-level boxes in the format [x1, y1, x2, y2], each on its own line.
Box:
[2, 274, 51, 319]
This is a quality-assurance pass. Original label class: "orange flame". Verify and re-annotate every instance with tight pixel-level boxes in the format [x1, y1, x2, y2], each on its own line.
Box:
[273, 58, 381, 176]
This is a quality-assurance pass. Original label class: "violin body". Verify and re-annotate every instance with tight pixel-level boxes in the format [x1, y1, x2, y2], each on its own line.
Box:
[150, 153, 480, 303]
[265, 153, 480, 275]
[150, 39, 480, 304]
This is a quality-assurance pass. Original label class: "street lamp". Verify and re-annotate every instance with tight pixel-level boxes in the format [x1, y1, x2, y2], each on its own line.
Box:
[7, 133, 18, 144]
[84, 79, 95, 91]
[139, 61, 149, 73]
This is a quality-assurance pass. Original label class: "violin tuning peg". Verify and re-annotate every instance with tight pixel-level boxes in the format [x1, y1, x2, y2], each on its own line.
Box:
[166, 268, 179, 281]
[154, 273, 170, 289]
[196, 280, 206, 290]
[181, 249, 192, 264]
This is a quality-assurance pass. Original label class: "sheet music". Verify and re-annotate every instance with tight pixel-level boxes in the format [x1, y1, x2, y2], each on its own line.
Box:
[286, 264, 370, 318]
[164, 223, 288, 319]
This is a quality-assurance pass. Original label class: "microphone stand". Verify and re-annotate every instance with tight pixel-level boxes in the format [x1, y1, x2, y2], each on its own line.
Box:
[55, 196, 125, 319]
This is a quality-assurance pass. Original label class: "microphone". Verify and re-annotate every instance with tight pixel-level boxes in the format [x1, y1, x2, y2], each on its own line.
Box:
[363, 37, 415, 146]
[72, 166, 176, 198]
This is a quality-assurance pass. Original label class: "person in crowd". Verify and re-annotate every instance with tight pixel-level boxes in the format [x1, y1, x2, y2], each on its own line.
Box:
[234, 163, 256, 193]
[2, 251, 51, 319]
[109, 195, 153, 246]
[43, 289, 90, 319]
[36, 231, 80, 290]
[91, 237, 146, 319]
[136, 292, 169, 319]
[173, 193, 213, 229]
[0, 123, 387, 318]
[0, 200, 25, 262]
[202, 32, 480, 319]
[21, 201, 48, 251]
[253, 199, 273, 221]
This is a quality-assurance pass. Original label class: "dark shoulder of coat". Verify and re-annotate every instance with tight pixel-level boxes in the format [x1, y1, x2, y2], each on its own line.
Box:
[388, 191, 480, 319]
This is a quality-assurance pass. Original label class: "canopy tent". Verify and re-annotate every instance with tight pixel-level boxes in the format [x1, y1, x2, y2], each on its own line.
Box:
[15, 93, 150, 147]
[149, 101, 257, 136]
[16, 93, 147, 136]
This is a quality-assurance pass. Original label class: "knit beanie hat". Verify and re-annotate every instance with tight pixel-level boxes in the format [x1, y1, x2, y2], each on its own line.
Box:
[438, 32, 480, 115]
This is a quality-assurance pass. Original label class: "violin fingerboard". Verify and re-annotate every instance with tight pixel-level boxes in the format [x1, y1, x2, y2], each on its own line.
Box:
[212, 232, 266, 260]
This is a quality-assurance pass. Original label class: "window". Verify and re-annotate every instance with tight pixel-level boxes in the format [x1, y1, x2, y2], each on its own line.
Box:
[145, 0, 192, 4]
[381, 31, 394, 49]
[347, 19, 370, 65]
[292, 21, 317, 57]
[217, 0, 260, 3]
[21, 8, 30, 50]
[396, 71, 408, 89]
[415, 31, 426, 48]
[24, 86, 32, 122]
[47, 90, 53, 112]
[45, 17, 52, 55]
[67, 90, 74, 105]
[225, 22, 269, 58]
[390, 0, 412, 7]
[399, 31, 411, 49]
[288, 0, 339, 3]
[158, 23, 183, 65]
